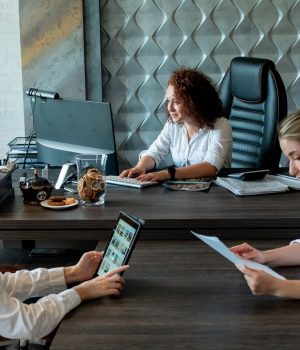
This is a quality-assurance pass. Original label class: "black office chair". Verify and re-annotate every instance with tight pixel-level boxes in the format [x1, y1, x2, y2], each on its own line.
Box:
[219, 56, 287, 170]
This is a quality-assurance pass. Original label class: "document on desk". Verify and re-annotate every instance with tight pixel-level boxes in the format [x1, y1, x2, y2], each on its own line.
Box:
[268, 174, 300, 190]
[214, 176, 289, 196]
[191, 232, 285, 280]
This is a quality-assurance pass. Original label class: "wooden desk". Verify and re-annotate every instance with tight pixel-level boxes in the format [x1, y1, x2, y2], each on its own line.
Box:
[51, 240, 300, 350]
[1, 185, 300, 241]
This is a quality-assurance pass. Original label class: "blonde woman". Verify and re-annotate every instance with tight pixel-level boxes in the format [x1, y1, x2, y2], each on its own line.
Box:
[231, 110, 300, 299]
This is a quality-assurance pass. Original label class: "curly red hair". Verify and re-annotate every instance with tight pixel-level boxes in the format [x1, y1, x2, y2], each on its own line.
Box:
[167, 68, 223, 129]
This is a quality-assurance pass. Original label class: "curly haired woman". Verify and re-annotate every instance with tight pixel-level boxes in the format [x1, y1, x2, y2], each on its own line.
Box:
[120, 68, 232, 182]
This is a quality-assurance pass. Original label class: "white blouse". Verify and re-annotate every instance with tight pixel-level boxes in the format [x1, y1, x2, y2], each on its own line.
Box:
[291, 239, 300, 245]
[0, 267, 81, 341]
[140, 117, 232, 171]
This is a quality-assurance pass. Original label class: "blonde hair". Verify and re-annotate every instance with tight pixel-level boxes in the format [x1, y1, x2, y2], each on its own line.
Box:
[278, 110, 300, 142]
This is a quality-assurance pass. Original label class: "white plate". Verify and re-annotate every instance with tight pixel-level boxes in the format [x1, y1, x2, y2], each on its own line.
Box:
[40, 199, 79, 210]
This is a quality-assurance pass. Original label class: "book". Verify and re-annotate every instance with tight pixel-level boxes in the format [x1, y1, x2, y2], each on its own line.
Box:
[191, 232, 285, 280]
[214, 175, 289, 196]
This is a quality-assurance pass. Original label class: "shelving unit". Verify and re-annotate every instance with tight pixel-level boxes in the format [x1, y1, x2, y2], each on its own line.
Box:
[6, 136, 41, 168]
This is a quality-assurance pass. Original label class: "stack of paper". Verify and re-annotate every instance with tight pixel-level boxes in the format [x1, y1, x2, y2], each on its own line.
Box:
[269, 174, 300, 190]
[214, 176, 289, 196]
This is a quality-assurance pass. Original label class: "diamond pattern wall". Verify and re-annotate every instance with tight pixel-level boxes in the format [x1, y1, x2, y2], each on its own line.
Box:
[101, 0, 300, 170]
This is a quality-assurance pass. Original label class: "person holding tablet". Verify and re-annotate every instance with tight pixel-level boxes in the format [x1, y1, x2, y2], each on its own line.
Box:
[231, 110, 300, 299]
[120, 68, 232, 182]
[0, 251, 128, 341]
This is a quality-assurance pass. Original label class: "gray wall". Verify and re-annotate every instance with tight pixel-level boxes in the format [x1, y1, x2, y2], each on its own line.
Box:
[100, 0, 300, 170]
[4, 0, 300, 170]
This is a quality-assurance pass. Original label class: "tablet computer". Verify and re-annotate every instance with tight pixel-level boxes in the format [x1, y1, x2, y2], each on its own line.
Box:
[95, 211, 144, 276]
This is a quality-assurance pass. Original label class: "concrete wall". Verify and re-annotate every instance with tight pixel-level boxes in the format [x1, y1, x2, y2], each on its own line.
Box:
[20, 0, 86, 135]
[0, 0, 24, 161]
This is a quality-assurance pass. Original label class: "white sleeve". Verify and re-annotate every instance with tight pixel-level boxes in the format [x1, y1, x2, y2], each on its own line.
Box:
[0, 267, 81, 340]
[139, 122, 172, 167]
[0, 286, 81, 340]
[1, 267, 67, 300]
[290, 239, 300, 245]
[203, 118, 232, 170]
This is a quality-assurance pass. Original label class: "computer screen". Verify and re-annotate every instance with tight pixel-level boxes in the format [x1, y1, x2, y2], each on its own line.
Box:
[32, 97, 118, 175]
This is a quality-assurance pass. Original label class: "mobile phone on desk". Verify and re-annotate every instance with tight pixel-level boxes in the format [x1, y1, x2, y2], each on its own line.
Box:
[227, 169, 269, 181]
[95, 211, 144, 276]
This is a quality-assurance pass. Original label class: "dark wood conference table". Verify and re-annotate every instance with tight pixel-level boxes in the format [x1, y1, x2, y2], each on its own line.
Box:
[0, 183, 300, 241]
[51, 239, 300, 350]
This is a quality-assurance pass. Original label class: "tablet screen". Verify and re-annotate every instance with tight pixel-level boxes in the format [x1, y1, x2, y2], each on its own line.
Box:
[96, 212, 144, 276]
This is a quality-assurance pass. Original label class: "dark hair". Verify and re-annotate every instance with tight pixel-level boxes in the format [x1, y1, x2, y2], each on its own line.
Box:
[167, 68, 223, 129]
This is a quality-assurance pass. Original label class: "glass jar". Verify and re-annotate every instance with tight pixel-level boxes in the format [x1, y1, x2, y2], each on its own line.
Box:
[75, 154, 107, 206]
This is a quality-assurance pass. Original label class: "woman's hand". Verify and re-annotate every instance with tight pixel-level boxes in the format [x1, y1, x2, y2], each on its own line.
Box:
[64, 251, 103, 284]
[120, 166, 146, 178]
[73, 265, 129, 301]
[136, 170, 169, 182]
[120, 156, 156, 178]
[236, 264, 283, 296]
[230, 243, 267, 264]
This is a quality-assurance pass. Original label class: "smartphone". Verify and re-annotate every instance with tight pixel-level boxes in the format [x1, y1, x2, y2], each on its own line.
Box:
[95, 211, 144, 276]
[227, 169, 269, 181]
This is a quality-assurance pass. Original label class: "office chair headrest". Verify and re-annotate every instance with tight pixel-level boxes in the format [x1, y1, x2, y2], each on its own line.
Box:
[230, 57, 275, 103]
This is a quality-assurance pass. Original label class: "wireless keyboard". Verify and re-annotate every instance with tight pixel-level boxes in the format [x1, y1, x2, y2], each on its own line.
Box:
[106, 175, 158, 189]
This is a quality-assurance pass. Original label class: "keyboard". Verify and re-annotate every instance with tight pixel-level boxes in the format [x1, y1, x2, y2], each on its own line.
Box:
[106, 175, 158, 189]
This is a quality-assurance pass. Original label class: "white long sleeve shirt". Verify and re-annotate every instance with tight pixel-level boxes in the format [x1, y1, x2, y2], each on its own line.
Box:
[140, 117, 232, 171]
[0, 267, 81, 341]
[291, 239, 300, 245]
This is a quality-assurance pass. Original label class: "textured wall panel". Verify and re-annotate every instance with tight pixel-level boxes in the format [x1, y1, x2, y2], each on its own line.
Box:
[20, 0, 85, 135]
[101, 0, 300, 170]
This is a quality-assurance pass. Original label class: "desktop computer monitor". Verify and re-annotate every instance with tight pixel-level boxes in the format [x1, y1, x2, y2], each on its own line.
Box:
[32, 97, 119, 175]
